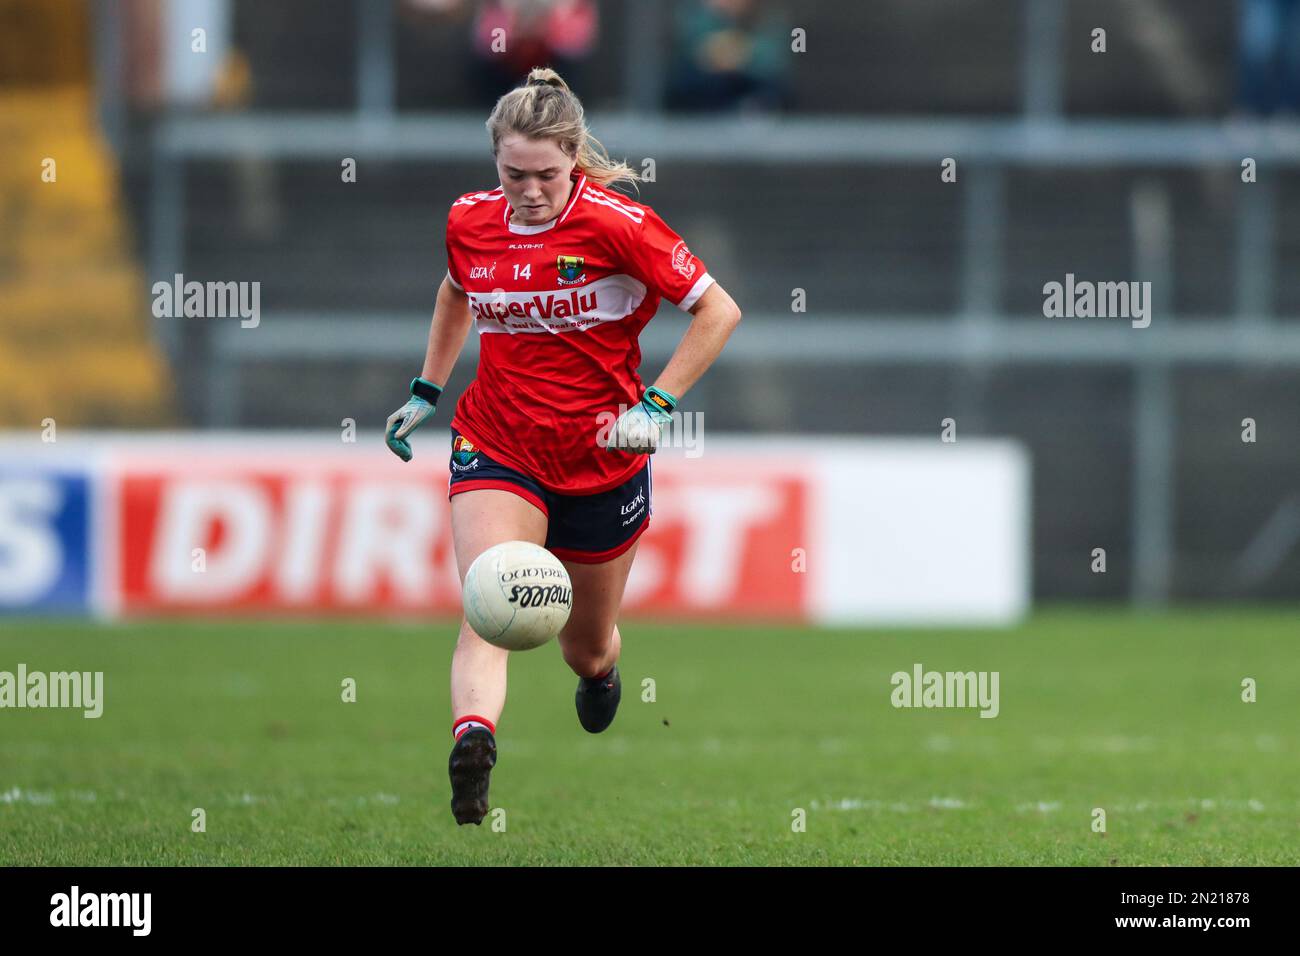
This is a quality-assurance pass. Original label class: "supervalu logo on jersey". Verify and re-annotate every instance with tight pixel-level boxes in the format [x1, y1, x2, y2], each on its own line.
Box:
[556, 254, 586, 285]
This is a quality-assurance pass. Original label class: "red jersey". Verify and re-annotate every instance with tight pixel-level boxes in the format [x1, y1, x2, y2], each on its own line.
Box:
[444, 168, 714, 494]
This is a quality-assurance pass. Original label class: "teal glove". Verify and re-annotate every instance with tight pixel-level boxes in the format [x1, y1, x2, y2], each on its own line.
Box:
[385, 377, 442, 462]
[603, 386, 677, 454]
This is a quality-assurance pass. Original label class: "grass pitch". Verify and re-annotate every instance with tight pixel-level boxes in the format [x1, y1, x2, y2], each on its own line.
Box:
[1, 608, 1297, 865]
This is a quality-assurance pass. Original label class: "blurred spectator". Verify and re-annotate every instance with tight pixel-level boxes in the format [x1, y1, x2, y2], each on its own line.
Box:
[1237, 0, 1300, 115]
[121, 0, 242, 111]
[665, 0, 789, 113]
[469, 0, 599, 105]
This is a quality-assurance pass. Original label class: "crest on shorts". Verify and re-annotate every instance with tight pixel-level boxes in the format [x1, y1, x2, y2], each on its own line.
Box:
[452, 435, 479, 467]
[556, 254, 586, 285]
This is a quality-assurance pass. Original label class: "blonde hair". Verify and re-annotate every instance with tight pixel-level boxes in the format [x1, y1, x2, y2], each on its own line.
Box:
[486, 67, 640, 195]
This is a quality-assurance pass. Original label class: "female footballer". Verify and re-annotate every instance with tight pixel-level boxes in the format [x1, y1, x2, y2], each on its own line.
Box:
[385, 67, 742, 825]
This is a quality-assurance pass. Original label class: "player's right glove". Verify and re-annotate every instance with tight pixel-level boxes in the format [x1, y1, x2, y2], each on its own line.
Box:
[385, 377, 443, 462]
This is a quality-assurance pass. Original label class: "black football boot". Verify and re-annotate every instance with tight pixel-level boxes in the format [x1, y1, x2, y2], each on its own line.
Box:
[448, 727, 496, 825]
[575, 664, 621, 734]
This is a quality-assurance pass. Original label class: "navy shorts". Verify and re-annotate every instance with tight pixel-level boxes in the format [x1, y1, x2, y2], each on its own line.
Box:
[446, 428, 651, 563]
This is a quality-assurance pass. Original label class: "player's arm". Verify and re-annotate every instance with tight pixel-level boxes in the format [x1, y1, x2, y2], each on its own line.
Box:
[651, 282, 742, 400]
[420, 274, 474, 386]
[604, 282, 742, 453]
[385, 275, 474, 461]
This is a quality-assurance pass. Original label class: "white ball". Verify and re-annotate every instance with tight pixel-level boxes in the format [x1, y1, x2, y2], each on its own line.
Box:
[462, 541, 573, 651]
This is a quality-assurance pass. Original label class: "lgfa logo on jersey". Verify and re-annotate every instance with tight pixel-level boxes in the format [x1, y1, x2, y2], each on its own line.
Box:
[556, 254, 586, 286]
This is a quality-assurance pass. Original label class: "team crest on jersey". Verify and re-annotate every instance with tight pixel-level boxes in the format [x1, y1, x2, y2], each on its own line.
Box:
[452, 435, 480, 470]
[556, 254, 586, 285]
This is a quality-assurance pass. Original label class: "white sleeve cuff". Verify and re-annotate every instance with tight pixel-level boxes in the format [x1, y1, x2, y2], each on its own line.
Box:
[676, 272, 715, 312]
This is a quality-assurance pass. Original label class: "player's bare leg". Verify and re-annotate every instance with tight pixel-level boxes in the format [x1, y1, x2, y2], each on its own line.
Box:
[559, 541, 639, 733]
[446, 488, 547, 824]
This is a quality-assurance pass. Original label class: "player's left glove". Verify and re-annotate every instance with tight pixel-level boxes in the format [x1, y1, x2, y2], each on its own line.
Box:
[385, 377, 442, 462]
[603, 385, 677, 454]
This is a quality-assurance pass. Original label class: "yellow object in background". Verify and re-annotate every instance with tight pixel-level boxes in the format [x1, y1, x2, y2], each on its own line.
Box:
[0, 0, 174, 427]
